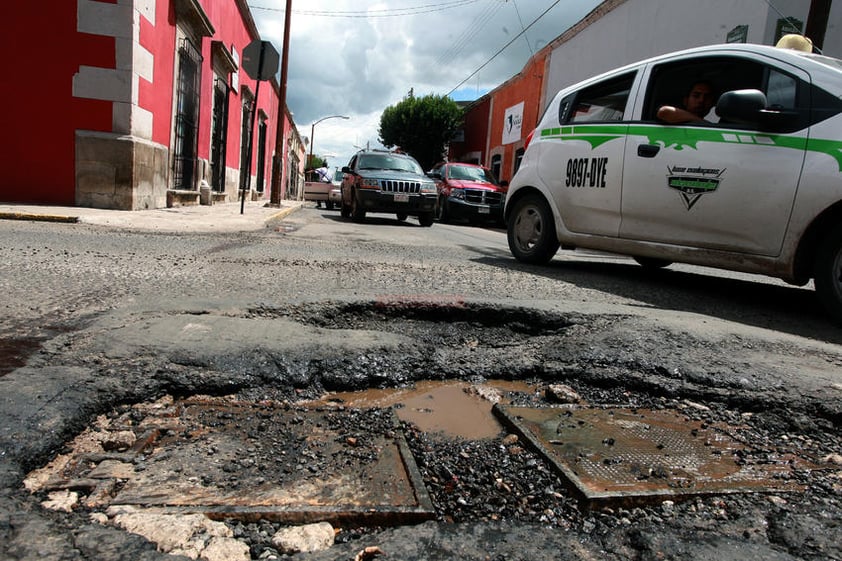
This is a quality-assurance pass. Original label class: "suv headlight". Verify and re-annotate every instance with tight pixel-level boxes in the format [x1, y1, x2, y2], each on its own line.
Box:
[361, 178, 380, 188]
[420, 182, 437, 194]
[450, 188, 465, 200]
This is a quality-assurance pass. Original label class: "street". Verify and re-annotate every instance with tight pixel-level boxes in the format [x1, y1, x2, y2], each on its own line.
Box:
[1, 206, 841, 560]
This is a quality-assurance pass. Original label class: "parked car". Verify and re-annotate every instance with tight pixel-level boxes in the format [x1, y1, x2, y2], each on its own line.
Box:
[329, 168, 343, 207]
[340, 149, 438, 226]
[303, 168, 334, 209]
[429, 162, 507, 226]
[504, 42, 842, 322]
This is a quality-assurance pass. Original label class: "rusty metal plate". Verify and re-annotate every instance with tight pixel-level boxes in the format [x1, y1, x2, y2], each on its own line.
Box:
[38, 397, 434, 526]
[494, 405, 808, 507]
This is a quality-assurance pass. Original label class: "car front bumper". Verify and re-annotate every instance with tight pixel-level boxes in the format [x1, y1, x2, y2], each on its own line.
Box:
[446, 197, 504, 220]
[357, 190, 437, 213]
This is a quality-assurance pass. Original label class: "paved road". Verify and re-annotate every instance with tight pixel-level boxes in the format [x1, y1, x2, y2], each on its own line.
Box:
[1, 205, 840, 561]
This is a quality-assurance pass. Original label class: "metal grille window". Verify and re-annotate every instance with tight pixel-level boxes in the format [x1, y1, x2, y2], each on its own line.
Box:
[256, 119, 267, 193]
[239, 93, 254, 192]
[172, 38, 203, 190]
[490, 154, 502, 183]
[210, 77, 230, 192]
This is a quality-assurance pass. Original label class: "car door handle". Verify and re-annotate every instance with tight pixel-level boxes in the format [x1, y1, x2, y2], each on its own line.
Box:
[637, 144, 660, 158]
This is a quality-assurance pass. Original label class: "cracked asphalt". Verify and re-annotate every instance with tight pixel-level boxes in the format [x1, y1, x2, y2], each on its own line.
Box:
[1, 206, 841, 560]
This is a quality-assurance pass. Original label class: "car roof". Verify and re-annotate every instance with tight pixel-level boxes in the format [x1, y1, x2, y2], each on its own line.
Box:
[446, 162, 485, 168]
[555, 43, 842, 98]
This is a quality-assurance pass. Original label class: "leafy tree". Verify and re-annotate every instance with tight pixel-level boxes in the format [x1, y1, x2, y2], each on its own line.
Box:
[379, 92, 463, 170]
[306, 154, 328, 170]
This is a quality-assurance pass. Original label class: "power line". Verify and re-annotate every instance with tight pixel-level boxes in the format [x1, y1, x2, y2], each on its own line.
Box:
[447, 0, 560, 96]
[250, 0, 481, 17]
[434, 1, 504, 66]
[512, 0, 534, 57]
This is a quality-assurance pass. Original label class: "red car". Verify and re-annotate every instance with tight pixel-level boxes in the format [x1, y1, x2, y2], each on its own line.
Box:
[429, 162, 507, 226]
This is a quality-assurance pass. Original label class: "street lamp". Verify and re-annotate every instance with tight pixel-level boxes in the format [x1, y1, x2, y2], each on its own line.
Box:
[308, 115, 349, 173]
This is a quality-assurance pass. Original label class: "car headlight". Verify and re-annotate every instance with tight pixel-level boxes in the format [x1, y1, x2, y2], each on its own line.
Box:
[361, 178, 380, 188]
[420, 182, 437, 194]
[450, 188, 465, 200]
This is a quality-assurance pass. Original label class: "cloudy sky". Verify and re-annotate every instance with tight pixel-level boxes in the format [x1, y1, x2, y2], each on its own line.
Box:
[247, 0, 602, 169]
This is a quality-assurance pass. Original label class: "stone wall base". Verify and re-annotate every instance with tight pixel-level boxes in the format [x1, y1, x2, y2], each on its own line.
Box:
[75, 131, 169, 210]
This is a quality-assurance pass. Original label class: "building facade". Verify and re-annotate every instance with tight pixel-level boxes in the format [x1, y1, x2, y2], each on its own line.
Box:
[451, 0, 841, 182]
[2, 0, 302, 210]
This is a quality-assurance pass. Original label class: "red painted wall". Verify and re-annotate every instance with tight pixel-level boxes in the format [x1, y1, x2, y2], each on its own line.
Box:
[139, 0, 177, 147]
[487, 53, 547, 183]
[3, 0, 285, 206]
[450, 97, 491, 164]
[1, 2, 114, 204]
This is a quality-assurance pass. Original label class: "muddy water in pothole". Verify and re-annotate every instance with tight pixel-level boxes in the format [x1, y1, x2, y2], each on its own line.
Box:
[313, 380, 538, 439]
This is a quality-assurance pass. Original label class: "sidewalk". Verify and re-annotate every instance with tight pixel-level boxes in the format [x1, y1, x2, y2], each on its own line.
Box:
[0, 199, 303, 233]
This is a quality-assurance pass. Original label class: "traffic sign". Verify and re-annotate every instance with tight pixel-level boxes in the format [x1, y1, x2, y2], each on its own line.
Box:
[242, 40, 280, 81]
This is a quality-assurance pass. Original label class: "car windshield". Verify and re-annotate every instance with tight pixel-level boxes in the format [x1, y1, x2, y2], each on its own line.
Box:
[358, 154, 423, 174]
[448, 165, 498, 185]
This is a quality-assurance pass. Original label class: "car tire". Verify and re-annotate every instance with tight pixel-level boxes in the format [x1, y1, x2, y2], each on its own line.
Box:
[634, 256, 672, 269]
[507, 193, 559, 264]
[436, 195, 449, 223]
[325, 201, 334, 210]
[814, 222, 842, 324]
[418, 212, 434, 227]
[396, 213, 408, 221]
[351, 190, 366, 222]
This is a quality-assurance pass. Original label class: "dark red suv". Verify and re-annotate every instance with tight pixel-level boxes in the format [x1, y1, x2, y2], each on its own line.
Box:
[429, 162, 507, 226]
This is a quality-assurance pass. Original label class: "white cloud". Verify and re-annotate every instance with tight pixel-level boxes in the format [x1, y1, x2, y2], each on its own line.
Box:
[249, 0, 601, 167]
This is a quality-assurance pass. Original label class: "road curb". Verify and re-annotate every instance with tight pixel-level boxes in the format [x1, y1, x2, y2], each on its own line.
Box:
[0, 212, 79, 224]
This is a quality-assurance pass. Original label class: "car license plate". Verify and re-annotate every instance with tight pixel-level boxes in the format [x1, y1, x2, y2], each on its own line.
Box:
[478, 205, 490, 214]
[394, 193, 409, 203]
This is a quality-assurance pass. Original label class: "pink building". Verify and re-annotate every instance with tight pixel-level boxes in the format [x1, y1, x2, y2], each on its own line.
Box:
[2, 0, 302, 209]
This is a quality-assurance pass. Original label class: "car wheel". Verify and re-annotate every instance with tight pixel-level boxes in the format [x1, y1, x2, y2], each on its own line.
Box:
[814, 222, 842, 324]
[418, 212, 434, 227]
[633, 256, 672, 269]
[436, 195, 449, 223]
[396, 213, 408, 221]
[350, 190, 366, 222]
[507, 193, 559, 264]
[325, 201, 334, 210]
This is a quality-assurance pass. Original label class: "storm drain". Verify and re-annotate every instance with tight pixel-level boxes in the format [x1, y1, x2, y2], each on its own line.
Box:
[494, 405, 810, 508]
[27, 396, 434, 526]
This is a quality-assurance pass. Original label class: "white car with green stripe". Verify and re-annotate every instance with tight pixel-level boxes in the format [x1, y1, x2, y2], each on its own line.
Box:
[505, 43, 842, 322]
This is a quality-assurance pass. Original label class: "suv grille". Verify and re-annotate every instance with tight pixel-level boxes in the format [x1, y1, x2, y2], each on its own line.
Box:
[465, 189, 504, 205]
[381, 180, 422, 194]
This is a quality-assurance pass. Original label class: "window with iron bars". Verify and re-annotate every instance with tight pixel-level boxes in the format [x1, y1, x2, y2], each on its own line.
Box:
[172, 38, 203, 190]
[210, 77, 230, 192]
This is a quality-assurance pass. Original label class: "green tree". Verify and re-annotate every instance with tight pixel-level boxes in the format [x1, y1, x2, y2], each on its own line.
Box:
[306, 154, 328, 170]
[378, 92, 463, 170]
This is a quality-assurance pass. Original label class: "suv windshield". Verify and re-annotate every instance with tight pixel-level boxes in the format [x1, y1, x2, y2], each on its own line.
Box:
[448, 165, 498, 185]
[358, 154, 423, 174]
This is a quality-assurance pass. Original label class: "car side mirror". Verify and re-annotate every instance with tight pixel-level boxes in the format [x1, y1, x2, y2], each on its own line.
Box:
[428, 172, 442, 180]
[716, 89, 801, 131]
[341, 166, 352, 174]
[715, 89, 767, 125]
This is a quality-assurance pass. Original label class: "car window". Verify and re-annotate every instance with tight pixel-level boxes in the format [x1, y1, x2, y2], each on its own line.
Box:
[448, 165, 498, 184]
[567, 73, 635, 124]
[766, 69, 797, 109]
[357, 154, 423, 174]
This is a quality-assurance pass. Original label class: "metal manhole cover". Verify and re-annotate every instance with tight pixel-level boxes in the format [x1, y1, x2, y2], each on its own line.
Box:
[29, 396, 434, 526]
[494, 405, 809, 507]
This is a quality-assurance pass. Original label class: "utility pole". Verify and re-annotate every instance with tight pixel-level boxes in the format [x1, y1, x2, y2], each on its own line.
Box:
[806, 0, 832, 51]
[270, 0, 292, 206]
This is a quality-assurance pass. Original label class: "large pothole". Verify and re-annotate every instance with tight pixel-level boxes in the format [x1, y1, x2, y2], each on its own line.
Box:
[15, 301, 842, 560]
